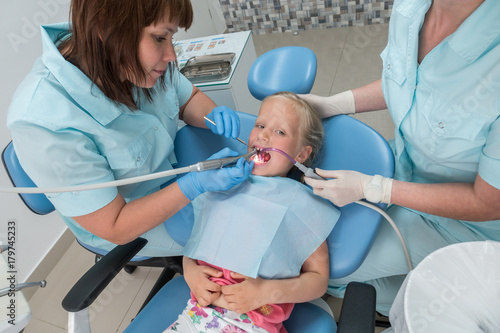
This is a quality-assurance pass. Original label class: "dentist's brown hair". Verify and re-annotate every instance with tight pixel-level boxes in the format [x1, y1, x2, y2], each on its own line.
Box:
[59, 0, 193, 109]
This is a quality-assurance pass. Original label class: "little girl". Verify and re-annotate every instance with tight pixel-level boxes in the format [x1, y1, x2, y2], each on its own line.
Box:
[165, 92, 340, 333]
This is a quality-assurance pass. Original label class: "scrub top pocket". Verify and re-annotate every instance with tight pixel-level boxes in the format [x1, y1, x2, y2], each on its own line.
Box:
[419, 94, 490, 161]
[105, 135, 153, 173]
[381, 43, 407, 87]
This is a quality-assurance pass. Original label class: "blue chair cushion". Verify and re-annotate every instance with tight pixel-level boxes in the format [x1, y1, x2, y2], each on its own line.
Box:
[315, 115, 395, 278]
[124, 275, 337, 333]
[2, 141, 55, 215]
[247, 46, 317, 100]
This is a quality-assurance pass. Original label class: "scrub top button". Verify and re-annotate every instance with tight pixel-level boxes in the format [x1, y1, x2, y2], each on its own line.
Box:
[153, 126, 158, 131]
[137, 157, 141, 162]
[438, 122, 445, 129]
[387, 64, 391, 70]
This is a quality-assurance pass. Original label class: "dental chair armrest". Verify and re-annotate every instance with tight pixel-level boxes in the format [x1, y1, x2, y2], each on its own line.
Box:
[62, 238, 148, 312]
[337, 282, 376, 333]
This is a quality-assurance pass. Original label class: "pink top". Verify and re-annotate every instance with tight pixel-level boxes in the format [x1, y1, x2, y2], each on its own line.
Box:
[192, 261, 294, 333]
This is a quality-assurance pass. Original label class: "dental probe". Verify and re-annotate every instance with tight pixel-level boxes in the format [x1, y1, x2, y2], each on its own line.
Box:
[203, 116, 249, 146]
[0, 151, 256, 194]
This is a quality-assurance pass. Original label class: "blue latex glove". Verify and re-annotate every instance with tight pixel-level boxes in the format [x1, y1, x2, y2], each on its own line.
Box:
[205, 106, 240, 139]
[177, 148, 254, 201]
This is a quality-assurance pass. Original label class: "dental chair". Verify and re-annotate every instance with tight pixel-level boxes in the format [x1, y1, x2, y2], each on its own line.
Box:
[247, 46, 317, 100]
[61, 110, 392, 333]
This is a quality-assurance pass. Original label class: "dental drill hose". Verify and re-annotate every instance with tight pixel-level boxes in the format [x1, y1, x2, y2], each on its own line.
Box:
[0, 150, 256, 194]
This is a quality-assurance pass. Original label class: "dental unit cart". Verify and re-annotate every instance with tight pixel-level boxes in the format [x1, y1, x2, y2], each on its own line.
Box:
[175, 31, 261, 116]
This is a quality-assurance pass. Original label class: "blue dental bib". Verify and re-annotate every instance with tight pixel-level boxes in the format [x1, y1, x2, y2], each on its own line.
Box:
[182, 175, 340, 279]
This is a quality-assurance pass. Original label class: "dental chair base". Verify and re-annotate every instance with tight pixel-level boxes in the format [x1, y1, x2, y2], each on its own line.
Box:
[62, 238, 376, 333]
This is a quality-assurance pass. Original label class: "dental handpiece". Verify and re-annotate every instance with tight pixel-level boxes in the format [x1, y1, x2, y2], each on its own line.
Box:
[193, 149, 257, 172]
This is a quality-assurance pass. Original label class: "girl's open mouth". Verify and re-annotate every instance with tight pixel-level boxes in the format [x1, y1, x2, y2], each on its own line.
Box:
[252, 148, 271, 165]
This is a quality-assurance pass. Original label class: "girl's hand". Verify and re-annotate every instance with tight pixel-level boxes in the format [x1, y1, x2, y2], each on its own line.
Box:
[182, 257, 223, 306]
[221, 273, 268, 314]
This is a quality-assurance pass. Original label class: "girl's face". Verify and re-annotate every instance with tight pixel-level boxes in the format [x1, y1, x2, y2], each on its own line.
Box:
[249, 98, 312, 177]
[134, 18, 179, 88]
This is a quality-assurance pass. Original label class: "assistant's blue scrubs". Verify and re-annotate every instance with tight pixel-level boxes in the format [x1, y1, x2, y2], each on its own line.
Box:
[329, 0, 500, 315]
[7, 23, 194, 257]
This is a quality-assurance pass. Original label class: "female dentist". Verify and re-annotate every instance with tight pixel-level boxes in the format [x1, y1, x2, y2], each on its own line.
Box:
[7, 0, 252, 257]
[302, 0, 500, 315]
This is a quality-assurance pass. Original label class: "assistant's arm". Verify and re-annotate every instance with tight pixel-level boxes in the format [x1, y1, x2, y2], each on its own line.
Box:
[391, 174, 500, 222]
[219, 242, 329, 314]
[351, 79, 387, 113]
[307, 170, 500, 222]
[299, 79, 387, 117]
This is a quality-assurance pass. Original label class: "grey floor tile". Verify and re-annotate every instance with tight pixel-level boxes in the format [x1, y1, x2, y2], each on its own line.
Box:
[332, 45, 386, 94]
[24, 318, 67, 333]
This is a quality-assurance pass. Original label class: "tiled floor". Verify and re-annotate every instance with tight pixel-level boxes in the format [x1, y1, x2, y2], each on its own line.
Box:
[24, 24, 394, 333]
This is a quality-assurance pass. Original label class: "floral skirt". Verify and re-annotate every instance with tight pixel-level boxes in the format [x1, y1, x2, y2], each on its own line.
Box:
[164, 299, 270, 333]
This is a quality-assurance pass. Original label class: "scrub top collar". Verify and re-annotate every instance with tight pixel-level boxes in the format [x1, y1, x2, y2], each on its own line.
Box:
[447, 0, 500, 64]
[393, 0, 431, 18]
[396, 0, 500, 65]
[40, 22, 127, 126]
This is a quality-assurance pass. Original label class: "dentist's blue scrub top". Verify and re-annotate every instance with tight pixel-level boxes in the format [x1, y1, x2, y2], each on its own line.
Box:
[381, 0, 500, 241]
[7, 23, 194, 256]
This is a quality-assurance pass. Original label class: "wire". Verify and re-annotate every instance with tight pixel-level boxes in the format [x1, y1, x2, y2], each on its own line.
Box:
[0, 166, 195, 194]
[0, 151, 256, 194]
[354, 200, 413, 272]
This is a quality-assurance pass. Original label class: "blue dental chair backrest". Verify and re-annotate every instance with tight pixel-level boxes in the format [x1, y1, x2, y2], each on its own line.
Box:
[315, 115, 395, 278]
[247, 46, 317, 100]
[2, 141, 55, 215]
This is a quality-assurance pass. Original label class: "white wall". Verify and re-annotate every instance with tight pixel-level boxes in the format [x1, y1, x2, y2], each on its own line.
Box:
[0, 0, 226, 282]
[0, 0, 72, 283]
[175, 0, 226, 40]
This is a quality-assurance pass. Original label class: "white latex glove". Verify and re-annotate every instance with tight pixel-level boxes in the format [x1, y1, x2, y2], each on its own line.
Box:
[304, 169, 393, 207]
[298, 91, 355, 118]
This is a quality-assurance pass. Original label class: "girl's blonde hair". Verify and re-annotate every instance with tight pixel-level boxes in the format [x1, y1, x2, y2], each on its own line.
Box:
[263, 91, 324, 167]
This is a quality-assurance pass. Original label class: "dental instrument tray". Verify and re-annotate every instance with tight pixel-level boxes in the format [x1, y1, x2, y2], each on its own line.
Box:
[180, 53, 235, 83]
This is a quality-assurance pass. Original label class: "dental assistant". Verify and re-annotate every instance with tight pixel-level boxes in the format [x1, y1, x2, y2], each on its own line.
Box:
[6, 0, 252, 257]
[302, 0, 500, 315]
